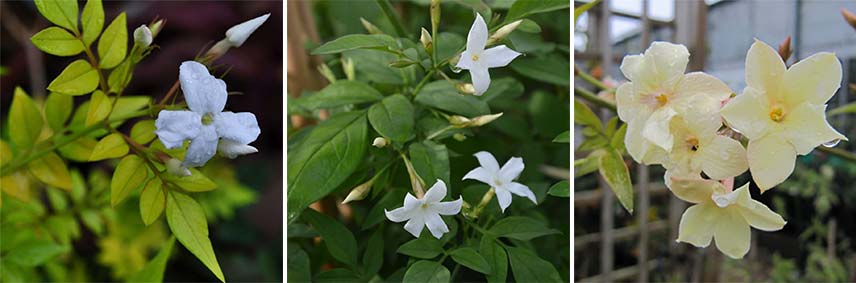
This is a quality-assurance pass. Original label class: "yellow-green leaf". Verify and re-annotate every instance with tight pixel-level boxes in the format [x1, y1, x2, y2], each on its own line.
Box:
[34, 0, 78, 31]
[139, 178, 165, 225]
[0, 140, 12, 166]
[110, 155, 149, 206]
[89, 133, 128, 161]
[81, 0, 104, 46]
[97, 12, 127, 69]
[47, 60, 99, 95]
[107, 59, 133, 93]
[130, 120, 156, 144]
[30, 27, 84, 56]
[86, 90, 112, 126]
[166, 191, 225, 282]
[1, 171, 32, 201]
[108, 96, 150, 120]
[9, 87, 44, 150]
[44, 92, 73, 131]
[161, 168, 217, 192]
[28, 152, 72, 190]
[58, 137, 97, 162]
[598, 147, 633, 213]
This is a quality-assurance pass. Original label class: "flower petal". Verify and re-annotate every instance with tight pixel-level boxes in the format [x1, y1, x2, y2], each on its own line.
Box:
[495, 188, 512, 213]
[783, 52, 842, 106]
[618, 54, 644, 82]
[424, 213, 449, 239]
[713, 208, 751, 259]
[182, 126, 219, 168]
[403, 214, 425, 238]
[214, 111, 261, 145]
[782, 103, 848, 155]
[385, 206, 414, 222]
[677, 203, 717, 247]
[734, 184, 786, 231]
[217, 139, 258, 159]
[463, 167, 493, 184]
[505, 182, 537, 204]
[403, 193, 421, 210]
[745, 39, 786, 96]
[747, 134, 796, 192]
[615, 82, 648, 122]
[154, 110, 202, 149]
[433, 197, 462, 215]
[466, 13, 488, 54]
[696, 135, 748, 180]
[225, 13, 270, 47]
[644, 41, 689, 88]
[179, 61, 228, 114]
[482, 45, 521, 68]
[473, 151, 500, 172]
[423, 179, 448, 203]
[457, 50, 477, 70]
[624, 115, 667, 165]
[642, 106, 677, 151]
[720, 87, 772, 140]
[667, 176, 720, 204]
[672, 72, 732, 105]
[498, 157, 524, 182]
[470, 66, 491, 96]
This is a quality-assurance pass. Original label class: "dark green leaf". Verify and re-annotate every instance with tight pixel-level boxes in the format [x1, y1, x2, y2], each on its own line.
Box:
[547, 181, 569, 197]
[506, 246, 562, 282]
[361, 229, 384, 277]
[449, 247, 492, 274]
[552, 131, 570, 143]
[488, 216, 560, 240]
[510, 55, 570, 86]
[368, 94, 414, 142]
[296, 81, 383, 110]
[408, 141, 450, 186]
[397, 237, 443, 259]
[479, 236, 508, 282]
[312, 34, 398, 55]
[302, 209, 358, 268]
[506, 0, 569, 22]
[402, 260, 450, 283]
[6, 239, 68, 267]
[287, 242, 311, 282]
[415, 81, 490, 117]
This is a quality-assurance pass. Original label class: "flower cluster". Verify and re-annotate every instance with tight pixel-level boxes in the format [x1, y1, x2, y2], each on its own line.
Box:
[615, 40, 847, 258]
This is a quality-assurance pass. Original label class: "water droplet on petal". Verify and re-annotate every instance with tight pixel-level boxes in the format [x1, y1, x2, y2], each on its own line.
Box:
[822, 139, 841, 148]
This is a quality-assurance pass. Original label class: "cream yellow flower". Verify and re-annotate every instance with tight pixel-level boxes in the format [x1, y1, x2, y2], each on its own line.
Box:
[616, 42, 732, 164]
[720, 40, 848, 191]
[671, 177, 786, 259]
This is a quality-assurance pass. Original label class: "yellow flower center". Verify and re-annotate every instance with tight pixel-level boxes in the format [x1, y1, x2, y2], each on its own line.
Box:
[471, 54, 480, 61]
[201, 113, 215, 125]
[655, 94, 668, 106]
[687, 137, 699, 151]
[769, 106, 785, 122]
[421, 203, 429, 209]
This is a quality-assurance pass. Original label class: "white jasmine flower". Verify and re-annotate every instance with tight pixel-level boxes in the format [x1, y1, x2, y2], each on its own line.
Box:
[616, 42, 731, 164]
[155, 61, 261, 168]
[225, 13, 270, 47]
[462, 151, 536, 212]
[133, 25, 152, 48]
[456, 14, 522, 96]
[719, 39, 848, 191]
[385, 179, 463, 239]
[670, 177, 786, 259]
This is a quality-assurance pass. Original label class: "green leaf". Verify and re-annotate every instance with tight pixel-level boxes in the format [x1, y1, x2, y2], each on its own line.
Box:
[107, 59, 133, 93]
[828, 101, 856, 116]
[97, 12, 128, 69]
[479, 236, 508, 282]
[611, 123, 627, 153]
[574, 151, 601, 178]
[160, 168, 218, 192]
[166, 191, 225, 282]
[287, 112, 368, 223]
[126, 237, 175, 283]
[44, 92, 73, 131]
[506, 246, 562, 282]
[506, 0, 569, 22]
[362, 188, 407, 229]
[295, 81, 383, 111]
[415, 81, 490, 117]
[110, 155, 149, 206]
[488, 216, 560, 241]
[86, 90, 111, 126]
[9, 87, 44, 150]
[361, 230, 384, 277]
[130, 120, 157, 144]
[547, 181, 569, 197]
[449, 247, 492, 274]
[89, 133, 127, 161]
[315, 268, 361, 282]
[30, 27, 84, 56]
[287, 243, 311, 282]
[311, 34, 398, 55]
[528, 90, 570, 138]
[108, 96, 150, 120]
[6, 239, 69, 267]
[516, 19, 542, 33]
[510, 55, 570, 86]
[368, 94, 414, 142]
[397, 237, 443, 259]
[574, 99, 602, 131]
[81, 0, 104, 46]
[409, 140, 450, 185]
[402, 260, 450, 283]
[552, 131, 570, 143]
[34, 0, 78, 31]
[574, 0, 602, 22]
[598, 146, 633, 213]
[302, 209, 358, 268]
[79, 209, 103, 235]
[46, 187, 69, 211]
[47, 59, 99, 95]
[58, 137, 97, 162]
[139, 178, 165, 226]
[28, 153, 73, 190]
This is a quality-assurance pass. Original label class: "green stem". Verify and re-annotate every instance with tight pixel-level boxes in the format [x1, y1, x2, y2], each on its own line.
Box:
[574, 86, 617, 112]
[375, 0, 407, 38]
[574, 65, 612, 91]
[472, 188, 495, 218]
[818, 146, 856, 163]
[412, 70, 436, 96]
[426, 125, 454, 140]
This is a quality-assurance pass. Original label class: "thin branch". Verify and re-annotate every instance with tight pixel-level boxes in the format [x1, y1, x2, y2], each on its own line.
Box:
[574, 86, 616, 112]
[575, 65, 611, 91]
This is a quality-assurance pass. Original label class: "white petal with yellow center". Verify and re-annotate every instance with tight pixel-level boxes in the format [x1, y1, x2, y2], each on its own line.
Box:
[747, 134, 796, 191]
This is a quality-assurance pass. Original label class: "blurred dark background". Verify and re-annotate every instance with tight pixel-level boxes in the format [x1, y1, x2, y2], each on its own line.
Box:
[1, 1, 283, 282]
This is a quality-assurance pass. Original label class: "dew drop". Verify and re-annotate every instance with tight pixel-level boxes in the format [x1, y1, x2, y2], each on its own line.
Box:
[451, 66, 463, 73]
[822, 139, 841, 148]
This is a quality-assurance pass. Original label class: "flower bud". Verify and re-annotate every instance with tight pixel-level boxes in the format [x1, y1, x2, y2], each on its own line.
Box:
[455, 83, 475, 94]
[777, 36, 792, 62]
[420, 28, 433, 54]
[133, 25, 153, 48]
[486, 20, 522, 46]
[318, 63, 337, 83]
[225, 13, 270, 47]
[447, 115, 472, 127]
[372, 137, 389, 148]
[453, 133, 467, 141]
[360, 18, 384, 35]
[342, 179, 374, 204]
[149, 19, 164, 37]
[342, 57, 355, 81]
[469, 112, 503, 126]
[166, 158, 191, 177]
[843, 9, 856, 31]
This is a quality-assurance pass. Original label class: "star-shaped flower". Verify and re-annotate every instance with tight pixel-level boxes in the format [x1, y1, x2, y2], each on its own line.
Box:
[462, 151, 536, 212]
[456, 13, 522, 96]
[616, 42, 732, 164]
[671, 177, 786, 259]
[385, 179, 462, 239]
[155, 61, 261, 169]
[719, 39, 848, 191]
